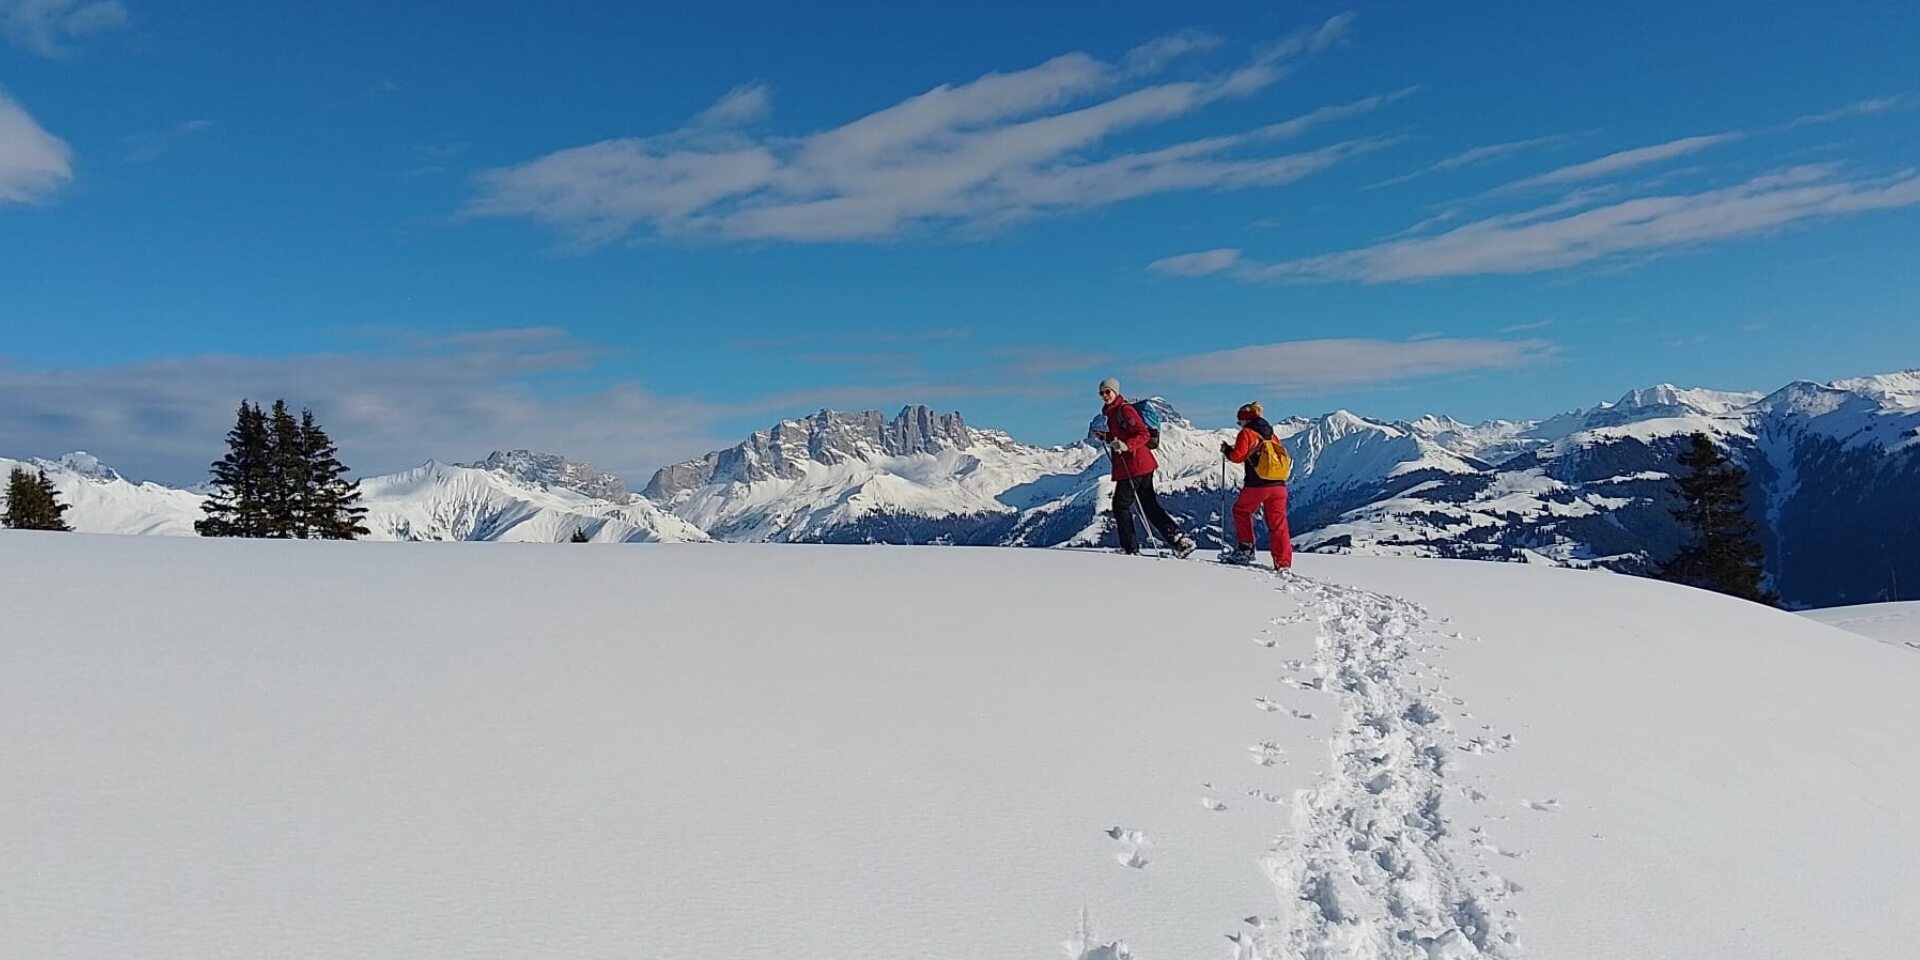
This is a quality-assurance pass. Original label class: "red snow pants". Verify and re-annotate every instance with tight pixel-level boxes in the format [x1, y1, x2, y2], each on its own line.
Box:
[1233, 485, 1293, 568]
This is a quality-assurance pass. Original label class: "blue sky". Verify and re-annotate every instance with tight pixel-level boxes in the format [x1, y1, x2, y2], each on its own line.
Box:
[3, 0, 1918, 484]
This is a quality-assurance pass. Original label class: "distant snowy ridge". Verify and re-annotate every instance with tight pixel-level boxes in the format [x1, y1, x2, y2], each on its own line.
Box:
[359, 459, 707, 543]
[0, 453, 205, 536]
[457, 449, 633, 504]
[639, 369, 1920, 607]
[0, 451, 706, 543]
[9, 369, 1918, 604]
[643, 405, 1102, 542]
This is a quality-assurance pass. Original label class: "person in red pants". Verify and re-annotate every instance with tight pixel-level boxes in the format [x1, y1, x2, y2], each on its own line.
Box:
[1219, 401, 1293, 569]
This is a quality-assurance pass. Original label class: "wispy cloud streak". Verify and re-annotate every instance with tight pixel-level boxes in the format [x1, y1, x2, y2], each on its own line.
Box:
[468, 16, 1387, 244]
[1134, 337, 1557, 392]
[1170, 164, 1920, 283]
[0, 0, 127, 56]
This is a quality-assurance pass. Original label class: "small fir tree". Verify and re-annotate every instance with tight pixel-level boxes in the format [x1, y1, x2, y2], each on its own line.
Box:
[298, 409, 367, 540]
[264, 400, 311, 537]
[1657, 433, 1777, 605]
[3, 467, 73, 531]
[197, 401, 272, 537]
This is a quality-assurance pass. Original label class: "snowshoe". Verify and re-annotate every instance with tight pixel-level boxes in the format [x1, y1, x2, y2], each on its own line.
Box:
[1217, 543, 1256, 566]
[1170, 535, 1196, 559]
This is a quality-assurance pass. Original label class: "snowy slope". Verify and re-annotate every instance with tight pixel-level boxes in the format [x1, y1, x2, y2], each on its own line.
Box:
[358, 459, 708, 543]
[4, 535, 1916, 959]
[1799, 600, 1920, 650]
[0, 453, 204, 536]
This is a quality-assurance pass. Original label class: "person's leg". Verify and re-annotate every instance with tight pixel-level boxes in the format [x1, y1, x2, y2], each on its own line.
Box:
[1112, 477, 1140, 554]
[1265, 486, 1293, 568]
[1135, 474, 1183, 544]
[1231, 487, 1259, 549]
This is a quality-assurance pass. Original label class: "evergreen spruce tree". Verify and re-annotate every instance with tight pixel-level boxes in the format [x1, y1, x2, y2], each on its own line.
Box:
[198, 401, 366, 539]
[569, 527, 591, 542]
[4, 467, 37, 529]
[1657, 433, 1777, 605]
[264, 400, 309, 538]
[197, 401, 273, 537]
[298, 409, 368, 540]
[33, 470, 71, 531]
[3, 467, 73, 531]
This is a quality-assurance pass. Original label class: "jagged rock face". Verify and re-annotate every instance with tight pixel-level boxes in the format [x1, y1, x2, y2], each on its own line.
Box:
[460, 450, 631, 504]
[643, 405, 972, 500]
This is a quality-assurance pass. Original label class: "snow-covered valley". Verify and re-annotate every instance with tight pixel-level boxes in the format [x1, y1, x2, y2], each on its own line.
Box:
[4, 534, 1915, 958]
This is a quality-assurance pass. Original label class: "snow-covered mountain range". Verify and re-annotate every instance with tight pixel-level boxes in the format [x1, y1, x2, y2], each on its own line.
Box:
[638, 370, 1919, 607]
[0, 451, 707, 544]
[7, 369, 1916, 605]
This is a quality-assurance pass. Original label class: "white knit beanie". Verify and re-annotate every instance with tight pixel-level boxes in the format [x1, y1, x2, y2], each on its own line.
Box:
[1098, 377, 1120, 395]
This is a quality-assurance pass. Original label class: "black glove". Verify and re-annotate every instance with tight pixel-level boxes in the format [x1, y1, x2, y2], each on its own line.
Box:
[1219, 441, 1233, 456]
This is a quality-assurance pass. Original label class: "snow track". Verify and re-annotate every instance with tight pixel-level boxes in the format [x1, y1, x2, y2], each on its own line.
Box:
[1247, 572, 1523, 960]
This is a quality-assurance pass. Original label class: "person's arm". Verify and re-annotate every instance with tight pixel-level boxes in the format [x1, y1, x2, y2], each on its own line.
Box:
[1225, 426, 1257, 463]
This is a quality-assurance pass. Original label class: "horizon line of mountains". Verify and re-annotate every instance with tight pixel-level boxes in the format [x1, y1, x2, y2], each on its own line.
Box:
[8, 369, 1917, 609]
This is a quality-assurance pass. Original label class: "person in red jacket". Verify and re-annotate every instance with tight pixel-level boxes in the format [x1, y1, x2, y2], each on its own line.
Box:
[1220, 401, 1293, 569]
[1095, 378, 1195, 558]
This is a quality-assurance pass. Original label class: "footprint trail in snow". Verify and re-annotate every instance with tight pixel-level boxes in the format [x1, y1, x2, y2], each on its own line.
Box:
[1240, 571, 1526, 960]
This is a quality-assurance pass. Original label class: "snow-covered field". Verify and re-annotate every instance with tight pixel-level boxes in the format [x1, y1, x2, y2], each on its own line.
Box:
[1800, 600, 1920, 650]
[4, 534, 1917, 959]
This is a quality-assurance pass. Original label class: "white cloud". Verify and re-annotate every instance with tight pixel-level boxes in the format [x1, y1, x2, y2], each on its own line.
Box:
[1149, 247, 1243, 276]
[1204, 164, 1920, 283]
[695, 83, 772, 126]
[468, 16, 1381, 244]
[1134, 337, 1557, 392]
[1123, 30, 1223, 75]
[0, 89, 72, 203]
[1499, 318, 1555, 333]
[1432, 134, 1579, 171]
[1788, 94, 1913, 127]
[1506, 133, 1741, 190]
[1368, 133, 1583, 190]
[123, 118, 213, 163]
[0, 329, 731, 485]
[0, 0, 128, 56]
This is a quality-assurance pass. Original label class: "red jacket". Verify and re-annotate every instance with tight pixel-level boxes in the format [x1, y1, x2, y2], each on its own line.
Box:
[1226, 416, 1285, 488]
[1102, 395, 1158, 481]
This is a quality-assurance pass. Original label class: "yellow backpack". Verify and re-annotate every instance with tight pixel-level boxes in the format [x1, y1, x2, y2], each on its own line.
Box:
[1251, 433, 1292, 482]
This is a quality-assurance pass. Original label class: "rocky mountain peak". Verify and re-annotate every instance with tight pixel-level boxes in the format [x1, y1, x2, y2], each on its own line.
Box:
[459, 450, 631, 504]
[643, 405, 974, 501]
[48, 451, 122, 482]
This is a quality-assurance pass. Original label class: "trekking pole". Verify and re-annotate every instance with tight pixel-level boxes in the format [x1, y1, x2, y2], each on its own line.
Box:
[1220, 453, 1233, 549]
[1116, 449, 1159, 554]
[1131, 474, 1162, 554]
